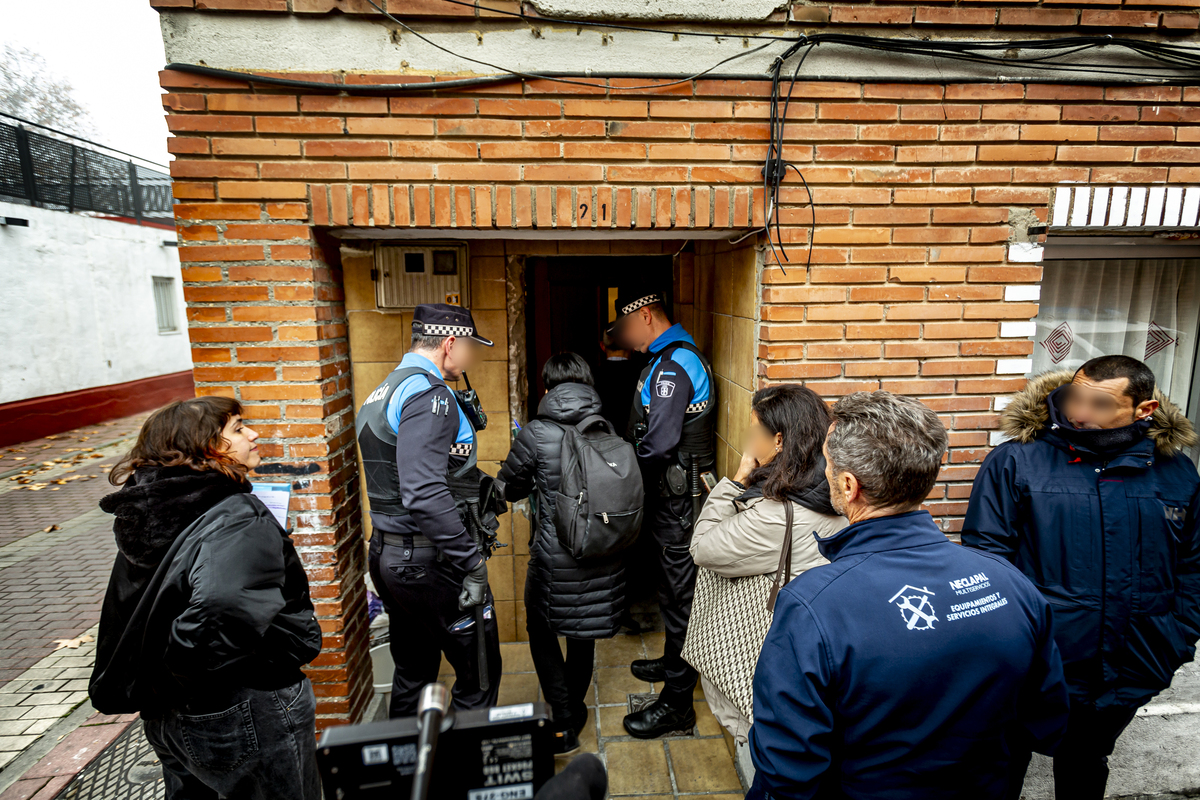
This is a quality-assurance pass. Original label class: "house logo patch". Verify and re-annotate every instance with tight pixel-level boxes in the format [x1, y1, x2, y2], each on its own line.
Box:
[889, 585, 938, 631]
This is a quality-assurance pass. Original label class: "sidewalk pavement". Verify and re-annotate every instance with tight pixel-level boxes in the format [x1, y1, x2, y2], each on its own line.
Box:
[0, 414, 147, 793]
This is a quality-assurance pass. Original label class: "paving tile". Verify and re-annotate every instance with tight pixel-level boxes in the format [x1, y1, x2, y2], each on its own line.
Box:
[0, 777, 51, 800]
[598, 704, 629, 738]
[498, 642, 537, 674]
[603, 740, 672, 796]
[26, 776, 71, 800]
[595, 667, 656, 705]
[22, 720, 129, 780]
[692, 701, 724, 737]
[576, 714, 598, 754]
[0, 734, 40, 752]
[0, 719, 38, 736]
[640, 631, 665, 654]
[496, 672, 540, 706]
[666, 737, 743, 793]
[19, 704, 76, 719]
[22, 692, 72, 706]
[21, 718, 58, 736]
[594, 634, 646, 667]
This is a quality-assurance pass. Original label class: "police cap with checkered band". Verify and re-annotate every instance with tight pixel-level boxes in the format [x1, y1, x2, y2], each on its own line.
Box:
[607, 288, 665, 334]
[412, 303, 494, 346]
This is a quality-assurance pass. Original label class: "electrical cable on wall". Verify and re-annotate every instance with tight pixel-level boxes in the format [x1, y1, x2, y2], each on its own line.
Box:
[165, 8, 1200, 268]
[363, 0, 785, 90]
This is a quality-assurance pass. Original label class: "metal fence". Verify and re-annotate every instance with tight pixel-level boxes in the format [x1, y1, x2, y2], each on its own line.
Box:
[0, 120, 174, 224]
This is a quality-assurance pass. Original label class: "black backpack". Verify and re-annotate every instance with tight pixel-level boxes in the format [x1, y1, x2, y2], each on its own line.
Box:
[551, 415, 644, 561]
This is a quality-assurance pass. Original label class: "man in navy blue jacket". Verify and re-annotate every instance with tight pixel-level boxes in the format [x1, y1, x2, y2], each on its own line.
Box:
[964, 355, 1200, 799]
[749, 391, 1069, 800]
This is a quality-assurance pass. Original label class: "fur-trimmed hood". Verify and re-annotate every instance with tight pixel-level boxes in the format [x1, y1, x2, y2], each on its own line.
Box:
[1000, 369, 1198, 456]
[99, 466, 250, 568]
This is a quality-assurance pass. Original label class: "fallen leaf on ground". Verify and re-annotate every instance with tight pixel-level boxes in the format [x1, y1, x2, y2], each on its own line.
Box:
[52, 634, 95, 651]
[43, 525, 61, 532]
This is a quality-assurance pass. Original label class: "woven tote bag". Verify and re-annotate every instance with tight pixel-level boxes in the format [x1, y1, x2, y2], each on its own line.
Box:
[682, 503, 795, 721]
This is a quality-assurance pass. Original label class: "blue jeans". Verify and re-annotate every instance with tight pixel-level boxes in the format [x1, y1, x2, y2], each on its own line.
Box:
[142, 678, 321, 800]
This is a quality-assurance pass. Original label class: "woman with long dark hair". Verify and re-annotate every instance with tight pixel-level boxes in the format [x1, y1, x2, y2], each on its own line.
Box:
[90, 396, 323, 800]
[689, 384, 846, 739]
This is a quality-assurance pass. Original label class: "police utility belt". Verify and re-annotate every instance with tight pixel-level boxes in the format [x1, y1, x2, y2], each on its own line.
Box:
[381, 531, 440, 550]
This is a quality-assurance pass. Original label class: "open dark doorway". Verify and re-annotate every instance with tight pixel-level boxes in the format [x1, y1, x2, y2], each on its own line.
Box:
[524, 255, 673, 432]
[524, 253, 675, 632]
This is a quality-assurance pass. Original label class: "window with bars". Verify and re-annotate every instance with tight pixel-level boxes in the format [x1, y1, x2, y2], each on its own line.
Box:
[153, 276, 178, 333]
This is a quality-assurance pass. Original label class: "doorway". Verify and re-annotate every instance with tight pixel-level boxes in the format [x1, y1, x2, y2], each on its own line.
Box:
[524, 255, 673, 432]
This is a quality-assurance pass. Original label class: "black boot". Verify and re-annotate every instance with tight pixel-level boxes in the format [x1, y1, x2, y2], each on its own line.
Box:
[570, 704, 589, 736]
[552, 727, 582, 756]
[622, 698, 696, 739]
[631, 657, 667, 683]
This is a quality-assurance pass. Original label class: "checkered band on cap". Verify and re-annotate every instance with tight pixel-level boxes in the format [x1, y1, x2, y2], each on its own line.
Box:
[416, 323, 475, 338]
[619, 293, 662, 317]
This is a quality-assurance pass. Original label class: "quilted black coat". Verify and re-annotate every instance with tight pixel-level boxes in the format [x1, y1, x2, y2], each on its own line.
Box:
[498, 382, 628, 639]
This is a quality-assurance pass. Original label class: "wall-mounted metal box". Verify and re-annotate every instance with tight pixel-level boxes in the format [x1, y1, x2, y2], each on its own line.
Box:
[373, 243, 469, 309]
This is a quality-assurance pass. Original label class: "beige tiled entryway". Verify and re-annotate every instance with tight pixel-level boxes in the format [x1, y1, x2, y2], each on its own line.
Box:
[441, 632, 745, 797]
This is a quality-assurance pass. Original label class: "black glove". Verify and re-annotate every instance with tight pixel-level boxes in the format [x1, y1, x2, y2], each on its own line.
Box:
[458, 560, 489, 610]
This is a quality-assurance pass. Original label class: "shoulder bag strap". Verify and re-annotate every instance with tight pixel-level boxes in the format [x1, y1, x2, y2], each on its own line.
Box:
[767, 501, 795, 614]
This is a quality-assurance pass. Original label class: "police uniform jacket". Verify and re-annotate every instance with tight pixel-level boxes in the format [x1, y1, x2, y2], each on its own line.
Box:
[358, 352, 482, 572]
[629, 323, 713, 478]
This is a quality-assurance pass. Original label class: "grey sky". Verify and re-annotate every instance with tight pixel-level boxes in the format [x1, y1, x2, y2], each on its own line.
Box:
[2, 0, 171, 167]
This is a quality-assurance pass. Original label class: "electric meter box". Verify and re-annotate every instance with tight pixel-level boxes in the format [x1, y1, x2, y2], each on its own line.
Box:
[374, 243, 469, 309]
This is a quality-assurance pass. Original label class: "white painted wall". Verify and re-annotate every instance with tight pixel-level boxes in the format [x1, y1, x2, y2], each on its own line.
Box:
[158, 12, 1199, 82]
[0, 201, 192, 404]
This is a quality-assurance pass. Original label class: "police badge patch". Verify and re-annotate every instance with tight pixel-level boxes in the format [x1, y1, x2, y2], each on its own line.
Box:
[656, 380, 675, 398]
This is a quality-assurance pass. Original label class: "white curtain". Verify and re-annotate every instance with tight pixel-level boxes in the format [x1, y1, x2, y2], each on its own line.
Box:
[1032, 259, 1200, 405]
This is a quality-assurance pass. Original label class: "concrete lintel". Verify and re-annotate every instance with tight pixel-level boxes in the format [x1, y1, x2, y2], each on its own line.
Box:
[528, 0, 788, 22]
[158, 12, 1198, 84]
[328, 227, 742, 240]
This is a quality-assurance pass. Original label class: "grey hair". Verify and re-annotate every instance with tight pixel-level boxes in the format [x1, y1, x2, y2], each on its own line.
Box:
[826, 391, 949, 509]
[411, 331, 449, 352]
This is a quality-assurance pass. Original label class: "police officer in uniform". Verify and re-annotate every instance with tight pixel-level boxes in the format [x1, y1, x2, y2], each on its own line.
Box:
[610, 289, 716, 738]
[357, 303, 502, 716]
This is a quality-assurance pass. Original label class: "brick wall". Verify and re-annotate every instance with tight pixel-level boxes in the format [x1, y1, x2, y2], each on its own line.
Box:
[163, 66, 1199, 719]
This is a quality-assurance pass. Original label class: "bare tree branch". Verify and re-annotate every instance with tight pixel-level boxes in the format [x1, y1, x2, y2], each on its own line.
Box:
[0, 44, 98, 139]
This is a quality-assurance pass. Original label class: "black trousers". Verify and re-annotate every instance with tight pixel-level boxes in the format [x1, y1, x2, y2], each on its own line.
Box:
[369, 539, 502, 717]
[525, 600, 595, 733]
[1006, 701, 1139, 800]
[646, 492, 698, 706]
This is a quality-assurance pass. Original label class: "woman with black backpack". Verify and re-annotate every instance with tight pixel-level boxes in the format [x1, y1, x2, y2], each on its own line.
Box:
[497, 353, 631, 755]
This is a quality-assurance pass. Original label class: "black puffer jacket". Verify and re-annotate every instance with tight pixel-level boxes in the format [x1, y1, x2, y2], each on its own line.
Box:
[499, 383, 628, 638]
[90, 466, 323, 715]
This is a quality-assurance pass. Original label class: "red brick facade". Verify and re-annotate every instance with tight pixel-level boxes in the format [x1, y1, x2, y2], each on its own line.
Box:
[154, 2, 1200, 725]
